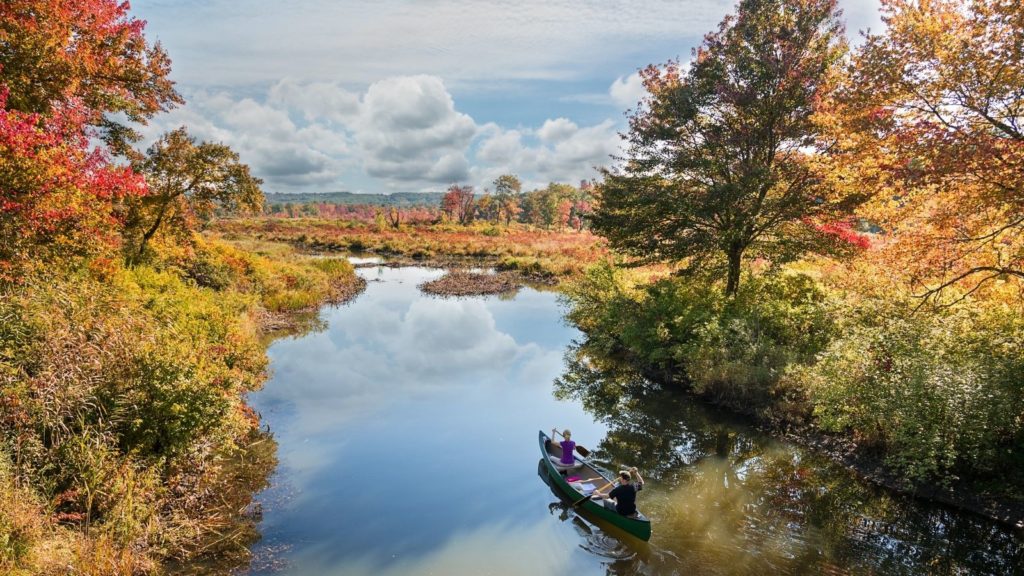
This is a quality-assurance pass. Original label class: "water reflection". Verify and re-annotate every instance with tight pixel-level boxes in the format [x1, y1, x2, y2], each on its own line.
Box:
[279, 521, 573, 576]
[243, 267, 608, 575]
[556, 340, 1024, 575]
[236, 264, 1022, 575]
[166, 429, 278, 575]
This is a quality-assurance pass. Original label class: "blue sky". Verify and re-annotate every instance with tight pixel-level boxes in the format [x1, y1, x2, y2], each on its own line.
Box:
[131, 0, 883, 194]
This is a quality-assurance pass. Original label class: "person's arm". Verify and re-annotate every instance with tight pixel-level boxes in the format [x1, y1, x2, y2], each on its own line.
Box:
[630, 467, 644, 489]
[594, 481, 619, 500]
[549, 428, 559, 455]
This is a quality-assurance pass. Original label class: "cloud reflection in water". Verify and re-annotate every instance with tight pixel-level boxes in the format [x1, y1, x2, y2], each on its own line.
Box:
[246, 266, 604, 575]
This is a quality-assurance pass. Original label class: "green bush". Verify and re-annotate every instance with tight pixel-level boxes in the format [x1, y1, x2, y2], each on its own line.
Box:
[565, 261, 1024, 486]
[310, 257, 354, 277]
[686, 273, 834, 418]
[799, 299, 1024, 483]
[184, 243, 236, 290]
[561, 261, 638, 356]
[563, 265, 833, 419]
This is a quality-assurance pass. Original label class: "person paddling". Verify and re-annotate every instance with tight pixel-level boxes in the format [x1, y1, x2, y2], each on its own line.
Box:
[592, 470, 638, 516]
[549, 428, 582, 470]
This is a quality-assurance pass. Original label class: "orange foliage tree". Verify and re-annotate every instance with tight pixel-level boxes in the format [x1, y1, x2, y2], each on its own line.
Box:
[836, 0, 1024, 302]
[441, 184, 475, 225]
[0, 0, 181, 152]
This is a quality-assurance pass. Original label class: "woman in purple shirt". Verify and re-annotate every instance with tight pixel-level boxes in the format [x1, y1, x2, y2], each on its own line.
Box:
[550, 428, 582, 470]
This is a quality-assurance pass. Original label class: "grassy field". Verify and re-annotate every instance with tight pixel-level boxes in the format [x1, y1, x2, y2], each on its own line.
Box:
[214, 218, 609, 282]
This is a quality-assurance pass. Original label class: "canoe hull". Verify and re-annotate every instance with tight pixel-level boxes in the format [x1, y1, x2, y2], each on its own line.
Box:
[538, 430, 652, 541]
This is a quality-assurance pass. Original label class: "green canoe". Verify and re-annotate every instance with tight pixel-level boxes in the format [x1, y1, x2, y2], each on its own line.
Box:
[538, 430, 652, 541]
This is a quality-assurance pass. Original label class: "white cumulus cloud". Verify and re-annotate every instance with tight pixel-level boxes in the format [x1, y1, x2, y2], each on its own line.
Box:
[354, 75, 477, 184]
[138, 75, 624, 192]
[537, 118, 578, 143]
[609, 71, 647, 110]
[473, 120, 619, 189]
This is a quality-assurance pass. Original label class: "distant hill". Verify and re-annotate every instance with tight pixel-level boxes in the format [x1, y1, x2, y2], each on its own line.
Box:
[264, 191, 444, 207]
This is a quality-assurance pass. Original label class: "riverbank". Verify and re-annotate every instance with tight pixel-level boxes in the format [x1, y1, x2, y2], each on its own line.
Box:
[0, 233, 365, 575]
[641, 363, 1024, 531]
[784, 426, 1024, 531]
[634, 358, 1024, 531]
[562, 264, 1024, 533]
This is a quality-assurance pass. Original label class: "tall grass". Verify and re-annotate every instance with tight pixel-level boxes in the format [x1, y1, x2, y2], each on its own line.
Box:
[0, 233, 360, 571]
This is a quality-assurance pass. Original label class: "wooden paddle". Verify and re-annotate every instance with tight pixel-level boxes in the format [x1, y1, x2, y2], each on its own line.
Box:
[571, 479, 616, 508]
[551, 429, 591, 457]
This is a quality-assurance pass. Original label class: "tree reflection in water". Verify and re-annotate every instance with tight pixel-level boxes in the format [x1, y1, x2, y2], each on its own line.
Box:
[552, 340, 1024, 575]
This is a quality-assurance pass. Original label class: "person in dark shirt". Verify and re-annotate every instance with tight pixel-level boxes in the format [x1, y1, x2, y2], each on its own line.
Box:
[593, 471, 637, 516]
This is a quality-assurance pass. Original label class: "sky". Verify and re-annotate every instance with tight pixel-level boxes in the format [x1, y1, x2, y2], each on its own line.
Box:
[131, 0, 884, 195]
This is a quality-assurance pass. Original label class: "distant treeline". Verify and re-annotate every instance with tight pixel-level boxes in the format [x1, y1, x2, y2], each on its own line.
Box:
[264, 177, 596, 232]
[264, 191, 445, 208]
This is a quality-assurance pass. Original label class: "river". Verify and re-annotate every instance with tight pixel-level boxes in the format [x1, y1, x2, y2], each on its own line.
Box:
[235, 265, 1023, 575]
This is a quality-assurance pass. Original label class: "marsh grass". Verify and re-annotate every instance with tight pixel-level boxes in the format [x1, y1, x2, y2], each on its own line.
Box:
[0, 232, 360, 572]
[214, 217, 606, 282]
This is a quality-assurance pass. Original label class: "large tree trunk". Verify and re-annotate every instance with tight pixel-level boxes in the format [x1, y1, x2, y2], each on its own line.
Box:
[725, 245, 743, 297]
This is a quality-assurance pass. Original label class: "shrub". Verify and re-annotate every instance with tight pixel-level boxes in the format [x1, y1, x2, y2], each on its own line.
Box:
[686, 273, 834, 418]
[799, 298, 1024, 484]
[563, 265, 834, 420]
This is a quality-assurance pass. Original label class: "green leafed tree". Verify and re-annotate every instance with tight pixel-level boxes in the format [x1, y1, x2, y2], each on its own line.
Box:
[592, 0, 864, 296]
[493, 174, 522, 225]
[125, 127, 264, 262]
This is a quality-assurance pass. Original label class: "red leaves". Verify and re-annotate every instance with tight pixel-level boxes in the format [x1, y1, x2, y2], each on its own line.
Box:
[810, 220, 872, 250]
[441, 184, 475, 225]
[0, 0, 181, 131]
[0, 84, 148, 277]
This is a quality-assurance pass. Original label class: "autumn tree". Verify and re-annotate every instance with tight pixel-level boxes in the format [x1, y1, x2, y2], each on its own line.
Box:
[557, 199, 573, 231]
[125, 127, 263, 262]
[592, 0, 861, 296]
[0, 89, 146, 279]
[837, 0, 1024, 302]
[475, 193, 500, 223]
[544, 183, 575, 230]
[440, 184, 475, 225]
[0, 0, 181, 153]
[517, 190, 538, 226]
[493, 174, 522, 225]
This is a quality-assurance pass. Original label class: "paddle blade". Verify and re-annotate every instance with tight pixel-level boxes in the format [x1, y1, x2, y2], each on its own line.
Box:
[571, 494, 592, 508]
[575, 445, 590, 457]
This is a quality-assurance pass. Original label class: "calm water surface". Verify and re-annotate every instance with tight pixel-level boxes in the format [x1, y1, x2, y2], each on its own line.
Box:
[240, 265, 1023, 575]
